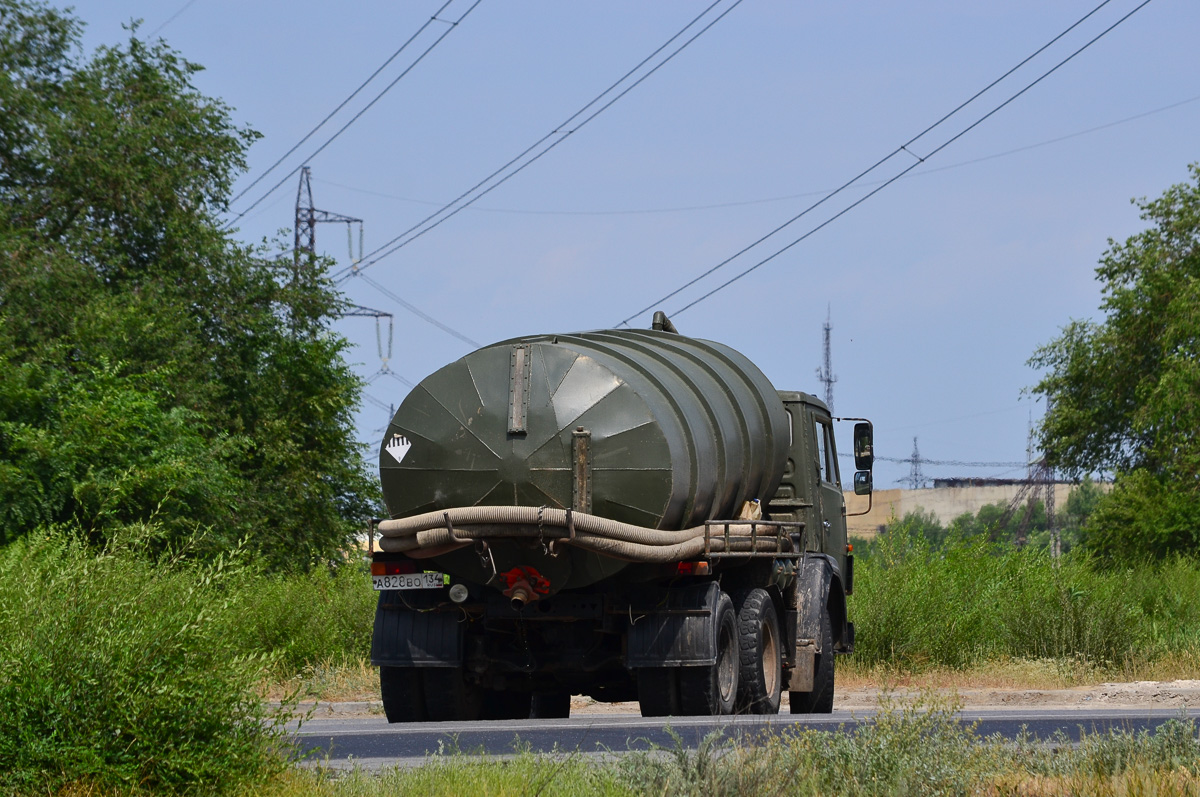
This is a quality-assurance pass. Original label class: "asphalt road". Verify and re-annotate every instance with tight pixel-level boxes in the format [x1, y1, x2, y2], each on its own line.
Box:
[291, 707, 1200, 770]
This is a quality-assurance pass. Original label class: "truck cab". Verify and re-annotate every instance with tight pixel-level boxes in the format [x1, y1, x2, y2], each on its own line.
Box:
[769, 392, 849, 578]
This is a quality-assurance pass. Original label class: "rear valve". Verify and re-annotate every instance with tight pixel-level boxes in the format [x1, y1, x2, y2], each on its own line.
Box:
[509, 583, 534, 609]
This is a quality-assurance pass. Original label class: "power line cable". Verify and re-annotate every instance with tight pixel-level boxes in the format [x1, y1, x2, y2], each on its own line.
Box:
[987, 466, 1034, 478]
[845, 454, 1027, 468]
[362, 392, 395, 412]
[888, 404, 1029, 433]
[665, 0, 1152, 319]
[149, 0, 198, 36]
[886, 92, 1200, 180]
[332, 0, 745, 284]
[384, 370, 414, 389]
[337, 0, 741, 280]
[228, 0, 456, 208]
[616, 0, 1124, 327]
[357, 272, 481, 348]
[224, 0, 483, 230]
[316, 92, 1200, 216]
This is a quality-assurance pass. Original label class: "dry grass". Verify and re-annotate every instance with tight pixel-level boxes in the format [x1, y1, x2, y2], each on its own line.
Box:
[1112, 648, 1200, 683]
[840, 656, 1104, 691]
[260, 652, 1200, 706]
[840, 652, 1200, 692]
[984, 770, 1200, 797]
[245, 768, 1200, 797]
[38, 761, 1200, 797]
[36, 693, 1200, 797]
[261, 657, 380, 703]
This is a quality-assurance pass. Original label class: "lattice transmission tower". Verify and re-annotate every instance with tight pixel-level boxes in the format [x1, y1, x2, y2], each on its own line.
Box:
[900, 437, 927, 490]
[292, 167, 404, 427]
[293, 165, 364, 276]
[814, 306, 836, 413]
[1000, 403, 1059, 555]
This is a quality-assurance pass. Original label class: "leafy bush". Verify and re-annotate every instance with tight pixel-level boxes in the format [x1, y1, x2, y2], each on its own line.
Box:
[851, 514, 1200, 671]
[1083, 469, 1200, 561]
[0, 527, 289, 794]
[881, 481, 1101, 555]
[0, 358, 244, 547]
[0, 0, 378, 569]
[1030, 165, 1200, 559]
[853, 521, 1012, 667]
[223, 558, 377, 675]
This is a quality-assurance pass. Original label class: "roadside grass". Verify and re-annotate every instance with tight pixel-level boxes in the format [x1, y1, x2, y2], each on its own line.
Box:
[0, 526, 291, 795]
[850, 517, 1200, 676]
[840, 649, 1200, 692]
[267, 754, 636, 796]
[251, 694, 1200, 797]
[222, 561, 376, 680]
[272, 649, 1200, 706]
[7, 514, 1200, 794]
[838, 656, 1101, 690]
[263, 657, 379, 703]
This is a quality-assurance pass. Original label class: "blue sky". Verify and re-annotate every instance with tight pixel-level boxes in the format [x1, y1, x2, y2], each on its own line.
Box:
[73, 0, 1200, 488]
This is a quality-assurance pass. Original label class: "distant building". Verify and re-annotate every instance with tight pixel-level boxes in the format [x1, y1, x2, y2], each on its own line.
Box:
[841, 480, 1101, 540]
[930, 477, 1025, 488]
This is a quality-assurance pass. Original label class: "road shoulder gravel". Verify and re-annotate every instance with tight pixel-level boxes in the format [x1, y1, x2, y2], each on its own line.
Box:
[281, 679, 1200, 718]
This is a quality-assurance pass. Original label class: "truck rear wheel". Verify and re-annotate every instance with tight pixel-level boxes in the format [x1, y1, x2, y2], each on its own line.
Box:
[481, 688, 532, 720]
[530, 691, 571, 719]
[637, 668, 679, 717]
[380, 666, 428, 723]
[789, 604, 834, 714]
[423, 668, 484, 721]
[733, 588, 782, 714]
[678, 591, 739, 716]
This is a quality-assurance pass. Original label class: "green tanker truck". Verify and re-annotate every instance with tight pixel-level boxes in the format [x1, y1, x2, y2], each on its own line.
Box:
[369, 314, 873, 720]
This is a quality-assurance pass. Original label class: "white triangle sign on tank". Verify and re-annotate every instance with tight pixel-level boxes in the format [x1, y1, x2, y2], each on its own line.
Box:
[385, 435, 412, 464]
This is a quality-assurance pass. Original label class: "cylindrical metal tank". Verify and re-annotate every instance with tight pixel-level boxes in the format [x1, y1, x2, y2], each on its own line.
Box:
[380, 330, 789, 533]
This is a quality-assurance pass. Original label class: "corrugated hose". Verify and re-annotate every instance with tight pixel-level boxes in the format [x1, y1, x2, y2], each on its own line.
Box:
[375, 506, 797, 563]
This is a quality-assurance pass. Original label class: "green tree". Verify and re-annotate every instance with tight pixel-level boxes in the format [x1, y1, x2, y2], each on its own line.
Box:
[1030, 164, 1200, 559]
[899, 508, 948, 547]
[1063, 476, 1103, 525]
[0, 0, 377, 566]
[946, 499, 1045, 546]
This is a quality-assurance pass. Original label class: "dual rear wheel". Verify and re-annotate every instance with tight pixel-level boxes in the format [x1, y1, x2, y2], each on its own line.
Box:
[638, 588, 788, 717]
[381, 666, 483, 722]
[732, 588, 783, 715]
[636, 586, 831, 717]
[380, 667, 572, 722]
[637, 591, 740, 716]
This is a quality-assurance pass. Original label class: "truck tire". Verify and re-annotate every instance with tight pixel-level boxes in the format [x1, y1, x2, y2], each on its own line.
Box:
[789, 603, 834, 714]
[637, 668, 679, 717]
[530, 691, 571, 719]
[733, 588, 782, 714]
[678, 591, 739, 716]
[481, 688, 532, 720]
[423, 668, 483, 721]
[380, 666, 428, 723]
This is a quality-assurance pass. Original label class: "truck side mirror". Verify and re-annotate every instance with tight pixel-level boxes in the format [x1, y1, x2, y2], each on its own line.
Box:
[853, 422, 874, 471]
[853, 470, 873, 496]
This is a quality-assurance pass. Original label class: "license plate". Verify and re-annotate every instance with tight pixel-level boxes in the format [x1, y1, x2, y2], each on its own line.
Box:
[372, 572, 446, 591]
